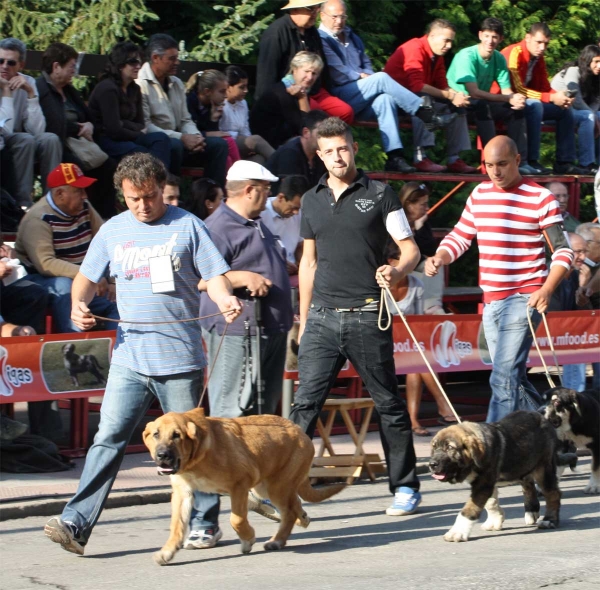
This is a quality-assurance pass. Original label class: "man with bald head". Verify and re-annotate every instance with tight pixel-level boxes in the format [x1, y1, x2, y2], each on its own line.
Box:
[546, 181, 580, 232]
[425, 136, 574, 422]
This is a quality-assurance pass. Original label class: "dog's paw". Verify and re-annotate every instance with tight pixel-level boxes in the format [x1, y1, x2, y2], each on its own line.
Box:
[153, 548, 175, 565]
[444, 528, 470, 542]
[537, 517, 558, 530]
[264, 540, 286, 551]
[296, 511, 310, 528]
[524, 511, 539, 526]
[481, 513, 505, 531]
[240, 537, 255, 554]
[583, 484, 600, 494]
[444, 513, 474, 542]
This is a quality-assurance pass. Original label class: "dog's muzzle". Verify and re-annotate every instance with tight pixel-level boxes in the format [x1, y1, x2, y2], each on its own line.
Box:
[154, 446, 180, 475]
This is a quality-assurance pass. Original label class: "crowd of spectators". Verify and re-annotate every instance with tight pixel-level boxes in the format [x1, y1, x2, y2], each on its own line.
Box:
[0, 0, 599, 443]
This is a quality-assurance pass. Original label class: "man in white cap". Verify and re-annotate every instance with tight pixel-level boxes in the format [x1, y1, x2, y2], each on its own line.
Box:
[187, 161, 294, 549]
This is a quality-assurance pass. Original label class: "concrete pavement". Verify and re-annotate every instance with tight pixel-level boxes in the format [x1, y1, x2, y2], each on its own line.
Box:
[0, 429, 440, 521]
[1, 459, 598, 590]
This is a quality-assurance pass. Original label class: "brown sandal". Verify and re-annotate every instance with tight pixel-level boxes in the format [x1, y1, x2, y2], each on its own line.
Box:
[412, 426, 431, 437]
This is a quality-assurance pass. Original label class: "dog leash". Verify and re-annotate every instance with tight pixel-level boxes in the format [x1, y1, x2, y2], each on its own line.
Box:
[91, 310, 236, 325]
[377, 272, 462, 424]
[527, 308, 562, 388]
[91, 309, 234, 409]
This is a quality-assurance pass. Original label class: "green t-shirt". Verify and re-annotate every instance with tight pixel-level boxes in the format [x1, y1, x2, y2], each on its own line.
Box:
[447, 45, 511, 94]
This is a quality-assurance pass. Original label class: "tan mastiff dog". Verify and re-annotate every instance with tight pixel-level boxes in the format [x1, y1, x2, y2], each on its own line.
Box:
[143, 408, 345, 565]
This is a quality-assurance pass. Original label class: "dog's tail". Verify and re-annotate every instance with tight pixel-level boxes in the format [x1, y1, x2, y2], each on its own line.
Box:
[297, 479, 346, 503]
[91, 357, 104, 370]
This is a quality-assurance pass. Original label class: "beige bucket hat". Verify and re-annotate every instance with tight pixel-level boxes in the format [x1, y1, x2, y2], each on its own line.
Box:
[281, 0, 323, 9]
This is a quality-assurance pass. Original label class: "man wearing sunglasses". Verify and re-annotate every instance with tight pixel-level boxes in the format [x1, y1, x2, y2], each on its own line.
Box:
[0, 37, 61, 208]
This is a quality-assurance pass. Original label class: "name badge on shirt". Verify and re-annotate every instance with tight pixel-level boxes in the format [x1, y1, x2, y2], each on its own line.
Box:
[149, 255, 175, 293]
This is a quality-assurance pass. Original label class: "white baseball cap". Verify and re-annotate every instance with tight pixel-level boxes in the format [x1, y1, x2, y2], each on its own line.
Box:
[226, 160, 279, 182]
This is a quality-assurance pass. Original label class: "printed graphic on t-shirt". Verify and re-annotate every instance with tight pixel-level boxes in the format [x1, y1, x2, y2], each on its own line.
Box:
[355, 198, 375, 213]
[113, 232, 181, 281]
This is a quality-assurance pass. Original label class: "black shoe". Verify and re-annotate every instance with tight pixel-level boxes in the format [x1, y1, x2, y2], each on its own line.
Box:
[414, 96, 457, 130]
[580, 163, 599, 175]
[553, 162, 588, 175]
[385, 156, 416, 173]
[528, 160, 552, 175]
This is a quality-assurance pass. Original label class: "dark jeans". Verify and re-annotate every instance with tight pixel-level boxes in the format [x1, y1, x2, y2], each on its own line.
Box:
[169, 136, 228, 188]
[468, 99, 527, 158]
[289, 306, 419, 494]
[97, 132, 171, 172]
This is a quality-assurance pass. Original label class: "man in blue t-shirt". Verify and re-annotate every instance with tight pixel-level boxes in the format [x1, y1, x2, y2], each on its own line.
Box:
[44, 153, 242, 556]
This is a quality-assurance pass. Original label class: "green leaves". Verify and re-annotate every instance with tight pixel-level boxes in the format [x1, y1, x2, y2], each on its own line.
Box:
[188, 0, 274, 63]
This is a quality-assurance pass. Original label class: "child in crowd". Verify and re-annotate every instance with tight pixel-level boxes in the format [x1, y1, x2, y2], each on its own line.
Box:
[220, 66, 275, 165]
[384, 241, 460, 436]
[185, 70, 240, 170]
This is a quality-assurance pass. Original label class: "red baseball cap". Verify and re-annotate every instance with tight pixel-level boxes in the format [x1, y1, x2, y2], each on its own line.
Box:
[47, 163, 97, 189]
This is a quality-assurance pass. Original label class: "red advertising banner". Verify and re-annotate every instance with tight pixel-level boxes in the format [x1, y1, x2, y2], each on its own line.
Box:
[282, 310, 599, 379]
[0, 311, 597, 403]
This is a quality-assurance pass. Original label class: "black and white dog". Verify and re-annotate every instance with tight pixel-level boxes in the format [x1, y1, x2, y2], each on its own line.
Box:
[61, 343, 106, 388]
[544, 387, 600, 494]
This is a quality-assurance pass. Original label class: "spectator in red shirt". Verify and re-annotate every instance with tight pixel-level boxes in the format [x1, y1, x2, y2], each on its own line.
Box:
[385, 19, 478, 174]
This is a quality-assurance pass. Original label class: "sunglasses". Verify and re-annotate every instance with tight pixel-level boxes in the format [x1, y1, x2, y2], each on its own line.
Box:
[125, 58, 142, 66]
[0, 58, 18, 67]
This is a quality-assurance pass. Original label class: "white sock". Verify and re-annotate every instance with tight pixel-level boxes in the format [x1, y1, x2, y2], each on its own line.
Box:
[414, 147, 427, 163]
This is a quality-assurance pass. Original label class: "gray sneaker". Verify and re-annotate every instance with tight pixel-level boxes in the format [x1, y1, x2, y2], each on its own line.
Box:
[183, 527, 223, 549]
[247, 491, 281, 522]
[44, 517, 85, 555]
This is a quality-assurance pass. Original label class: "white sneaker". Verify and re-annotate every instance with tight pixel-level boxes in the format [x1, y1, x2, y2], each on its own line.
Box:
[183, 526, 223, 549]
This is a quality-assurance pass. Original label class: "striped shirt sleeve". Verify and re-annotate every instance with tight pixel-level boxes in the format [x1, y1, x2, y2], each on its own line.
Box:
[437, 194, 477, 262]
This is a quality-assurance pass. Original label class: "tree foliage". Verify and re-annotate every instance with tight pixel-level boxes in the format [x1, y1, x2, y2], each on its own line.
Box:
[188, 0, 274, 63]
[0, 0, 158, 53]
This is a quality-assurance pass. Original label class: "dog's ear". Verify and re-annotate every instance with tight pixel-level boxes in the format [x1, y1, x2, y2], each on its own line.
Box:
[467, 434, 486, 470]
[142, 421, 156, 444]
[186, 421, 198, 440]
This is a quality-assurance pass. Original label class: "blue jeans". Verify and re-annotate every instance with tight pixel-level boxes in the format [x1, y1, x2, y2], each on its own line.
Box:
[26, 274, 119, 333]
[562, 363, 587, 392]
[332, 72, 422, 152]
[482, 294, 543, 423]
[97, 132, 171, 171]
[61, 364, 204, 544]
[170, 136, 228, 187]
[524, 99, 576, 162]
[190, 328, 288, 530]
[571, 109, 597, 167]
[289, 306, 418, 494]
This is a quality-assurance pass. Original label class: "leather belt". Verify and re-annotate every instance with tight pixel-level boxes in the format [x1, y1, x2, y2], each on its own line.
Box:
[333, 301, 379, 313]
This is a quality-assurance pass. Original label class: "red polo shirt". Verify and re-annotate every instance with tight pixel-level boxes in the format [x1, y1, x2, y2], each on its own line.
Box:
[384, 35, 449, 93]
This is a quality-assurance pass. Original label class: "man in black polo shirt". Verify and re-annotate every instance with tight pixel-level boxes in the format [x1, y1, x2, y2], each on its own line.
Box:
[289, 117, 422, 516]
[266, 110, 328, 190]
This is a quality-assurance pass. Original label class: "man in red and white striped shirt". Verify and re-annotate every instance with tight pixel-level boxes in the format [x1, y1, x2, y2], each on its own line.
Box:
[425, 136, 574, 422]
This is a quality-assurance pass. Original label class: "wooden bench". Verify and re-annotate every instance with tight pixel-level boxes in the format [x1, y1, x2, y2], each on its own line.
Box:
[310, 398, 385, 484]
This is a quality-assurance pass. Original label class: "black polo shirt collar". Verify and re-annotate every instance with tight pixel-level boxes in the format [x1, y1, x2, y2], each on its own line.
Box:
[315, 169, 370, 199]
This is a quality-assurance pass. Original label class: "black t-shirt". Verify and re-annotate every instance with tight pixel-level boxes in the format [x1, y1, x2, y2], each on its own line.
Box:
[301, 170, 404, 308]
[265, 137, 326, 191]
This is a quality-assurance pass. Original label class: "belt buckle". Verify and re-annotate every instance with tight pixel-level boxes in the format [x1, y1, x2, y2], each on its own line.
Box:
[335, 307, 353, 312]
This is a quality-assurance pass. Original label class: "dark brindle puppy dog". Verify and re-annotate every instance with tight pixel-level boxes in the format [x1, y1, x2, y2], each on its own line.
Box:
[61, 343, 106, 387]
[429, 411, 560, 542]
[544, 387, 600, 494]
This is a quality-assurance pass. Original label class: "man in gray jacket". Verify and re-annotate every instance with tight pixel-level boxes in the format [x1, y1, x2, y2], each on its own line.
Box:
[0, 37, 61, 207]
[136, 34, 228, 187]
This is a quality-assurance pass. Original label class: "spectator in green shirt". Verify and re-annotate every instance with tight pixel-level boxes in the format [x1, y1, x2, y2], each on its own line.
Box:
[447, 18, 533, 174]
